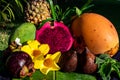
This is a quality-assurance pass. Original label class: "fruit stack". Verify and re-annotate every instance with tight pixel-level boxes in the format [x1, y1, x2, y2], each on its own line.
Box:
[0, 0, 120, 80]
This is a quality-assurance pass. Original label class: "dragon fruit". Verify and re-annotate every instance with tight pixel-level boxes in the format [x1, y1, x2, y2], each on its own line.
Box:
[36, 21, 73, 54]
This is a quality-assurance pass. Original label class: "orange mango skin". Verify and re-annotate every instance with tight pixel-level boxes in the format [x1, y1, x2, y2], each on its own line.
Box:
[72, 13, 119, 56]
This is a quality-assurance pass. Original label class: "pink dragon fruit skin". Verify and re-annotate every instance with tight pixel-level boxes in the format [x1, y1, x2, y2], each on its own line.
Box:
[36, 21, 74, 54]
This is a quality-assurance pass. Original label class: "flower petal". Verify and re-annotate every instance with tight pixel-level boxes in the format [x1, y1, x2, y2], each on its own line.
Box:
[38, 44, 50, 55]
[33, 51, 44, 61]
[40, 59, 60, 75]
[27, 40, 40, 50]
[21, 45, 33, 59]
[51, 62, 60, 70]
[51, 51, 61, 63]
[46, 54, 52, 59]
[40, 67, 50, 75]
[34, 59, 44, 69]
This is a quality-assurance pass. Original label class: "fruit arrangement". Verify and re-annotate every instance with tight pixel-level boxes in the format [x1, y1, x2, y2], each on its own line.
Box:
[0, 0, 120, 80]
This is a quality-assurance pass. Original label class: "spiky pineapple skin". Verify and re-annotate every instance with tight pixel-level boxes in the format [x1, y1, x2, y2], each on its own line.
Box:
[25, 0, 51, 26]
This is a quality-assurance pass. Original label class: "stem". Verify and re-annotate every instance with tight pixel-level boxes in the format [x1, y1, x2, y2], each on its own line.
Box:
[53, 71, 56, 80]
[76, 0, 94, 16]
[75, 7, 82, 16]
[48, 0, 56, 20]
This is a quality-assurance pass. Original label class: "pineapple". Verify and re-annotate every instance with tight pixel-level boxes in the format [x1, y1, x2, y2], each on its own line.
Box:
[25, 0, 51, 26]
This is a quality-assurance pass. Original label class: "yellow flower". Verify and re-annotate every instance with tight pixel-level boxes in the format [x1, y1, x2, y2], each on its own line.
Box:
[38, 51, 61, 75]
[21, 40, 50, 65]
[21, 40, 61, 75]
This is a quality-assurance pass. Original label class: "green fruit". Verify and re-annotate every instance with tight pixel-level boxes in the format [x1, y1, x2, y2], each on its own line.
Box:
[0, 28, 11, 51]
[10, 23, 36, 43]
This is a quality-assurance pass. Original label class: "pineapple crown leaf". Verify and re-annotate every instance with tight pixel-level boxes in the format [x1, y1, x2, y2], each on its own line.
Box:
[47, 0, 75, 23]
[47, 0, 93, 24]
[48, 0, 56, 20]
[54, 5, 75, 22]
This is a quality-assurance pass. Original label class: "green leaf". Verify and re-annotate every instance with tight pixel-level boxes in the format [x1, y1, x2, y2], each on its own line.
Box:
[98, 54, 110, 59]
[62, 7, 75, 21]
[95, 54, 110, 68]
[75, 7, 82, 16]
[28, 70, 54, 80]
[96, 54, 120, 80]
[54, 5, 62, 21]
[1, 12, 8, 21]
[0, 0, 25, 22]
[95, 57, 105, 68]
[6, 7, 15, 20]
[98, 61, 112, 80]
[15, 0, 23, 13]
[112, 64, 120, 78]
[81, 0, 93, 11]
[38, 18, 54, 29]
[56, 71, 96, 80]
[74, 0, 94, 16]
[48, 0, 56, 20]
[115, 62, 120, 68]
[12, 70, 96, 80]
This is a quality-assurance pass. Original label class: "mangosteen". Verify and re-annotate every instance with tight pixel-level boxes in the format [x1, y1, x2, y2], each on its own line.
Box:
[5, 51, 35, 78]
[58, 50, 77, 72]
[77, 48, 97, 74]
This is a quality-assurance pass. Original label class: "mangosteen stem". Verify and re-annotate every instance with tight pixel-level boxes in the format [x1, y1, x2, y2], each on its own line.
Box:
[48, 0, 56, 21]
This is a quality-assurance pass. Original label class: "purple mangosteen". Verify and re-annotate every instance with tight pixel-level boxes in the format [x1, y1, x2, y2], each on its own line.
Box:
[5, 51, 35, 78]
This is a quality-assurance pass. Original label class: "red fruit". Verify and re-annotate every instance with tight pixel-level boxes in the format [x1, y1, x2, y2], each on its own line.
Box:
[36, 21, 74, 54]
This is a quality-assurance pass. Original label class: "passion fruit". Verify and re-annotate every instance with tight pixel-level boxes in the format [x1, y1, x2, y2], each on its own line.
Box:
[5, 51, 35, 78]
[71, 13, 119, 56]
